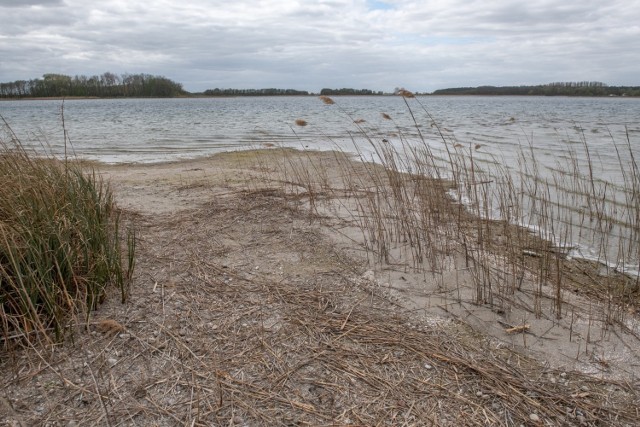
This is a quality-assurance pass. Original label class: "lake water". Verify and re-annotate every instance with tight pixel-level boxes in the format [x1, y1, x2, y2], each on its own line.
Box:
[1, 96, 638, 165]
[2, 96, 640, 273]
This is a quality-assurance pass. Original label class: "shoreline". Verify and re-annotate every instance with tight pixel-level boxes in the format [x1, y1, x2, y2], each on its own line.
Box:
[90, 147, 640, 379]
[94, 147, 640, 279]
[2, 147, 638, 425]
[11, 136, 640, 284]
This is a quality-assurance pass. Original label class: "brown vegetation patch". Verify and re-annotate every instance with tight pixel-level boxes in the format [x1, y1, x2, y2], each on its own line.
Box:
[1, 149, 638, 426]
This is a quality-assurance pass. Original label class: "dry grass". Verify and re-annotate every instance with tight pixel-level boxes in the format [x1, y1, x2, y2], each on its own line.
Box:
[307, 94, 640, 328]
[2, 94, 639, 425]
[2, 175, 637, 426]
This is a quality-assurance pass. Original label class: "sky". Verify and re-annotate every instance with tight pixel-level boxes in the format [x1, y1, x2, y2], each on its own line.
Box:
[1, 0, 639, 93]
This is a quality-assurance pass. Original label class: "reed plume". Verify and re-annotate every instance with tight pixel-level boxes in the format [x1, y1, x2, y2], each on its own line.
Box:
[319, 95, 335, 105]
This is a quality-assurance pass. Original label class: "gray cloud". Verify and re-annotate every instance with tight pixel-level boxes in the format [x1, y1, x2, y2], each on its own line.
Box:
[1, 0, 638, 92]
[0, 0, 63, 7]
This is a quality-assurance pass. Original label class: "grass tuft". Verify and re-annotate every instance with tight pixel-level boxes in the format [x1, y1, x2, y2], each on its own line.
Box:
[0, 123, 135, 347]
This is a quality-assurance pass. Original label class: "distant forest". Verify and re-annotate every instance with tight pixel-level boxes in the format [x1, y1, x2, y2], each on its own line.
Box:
[2, 74, 639, 99]
[0, 72, 186, 98]
[0, 73, 382, 99]
[432, 82, 640, 97]
[202, 88, 309, 96]
[201, 88, 383, 96]
[319, 88, 384, 96]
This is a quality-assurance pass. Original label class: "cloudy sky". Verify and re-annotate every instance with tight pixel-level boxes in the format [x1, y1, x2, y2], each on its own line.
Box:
[1, 0, 639, 93]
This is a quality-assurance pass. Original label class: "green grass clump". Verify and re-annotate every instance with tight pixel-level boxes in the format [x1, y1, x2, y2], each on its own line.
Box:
[0, 135, 135, 346]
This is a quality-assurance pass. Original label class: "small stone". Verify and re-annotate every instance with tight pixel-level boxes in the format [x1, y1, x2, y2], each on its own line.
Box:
[362, 270, 375, 282]
[476, 391, 483, 397]
[147, 337, 157, 345]
[232, 415, 243, 424]
[560, 372, 567, 378]
[529, 413, 540, 422]
[107, 358, 117, 366]
[423, 363, 433, 370]
[119, 333, 131, 339]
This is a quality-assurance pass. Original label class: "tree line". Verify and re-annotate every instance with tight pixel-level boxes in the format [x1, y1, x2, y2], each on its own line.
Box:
[432, 82, 640, 97]
[202, 88, 310, 96]
[0, 72, 186, 98]
[320, 88, 383, 96]
[201, 88, 384, 96]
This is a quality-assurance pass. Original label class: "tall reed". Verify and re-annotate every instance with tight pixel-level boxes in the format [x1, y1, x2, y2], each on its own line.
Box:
[285, 94, 639, 324]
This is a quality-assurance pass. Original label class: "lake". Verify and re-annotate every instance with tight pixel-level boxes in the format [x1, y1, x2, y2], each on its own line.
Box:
[1, 96, 638, 165]
[2, 95, 640, 273]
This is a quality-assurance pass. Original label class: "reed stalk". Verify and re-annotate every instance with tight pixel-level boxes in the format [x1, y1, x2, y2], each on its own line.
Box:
[280, 94, 639, 326]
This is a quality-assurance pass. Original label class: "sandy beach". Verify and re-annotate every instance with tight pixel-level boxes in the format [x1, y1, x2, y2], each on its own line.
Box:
[1, 148, 638, 426]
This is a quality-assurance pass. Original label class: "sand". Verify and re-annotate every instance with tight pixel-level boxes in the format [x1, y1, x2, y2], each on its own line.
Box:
[1, 148, 638, 426]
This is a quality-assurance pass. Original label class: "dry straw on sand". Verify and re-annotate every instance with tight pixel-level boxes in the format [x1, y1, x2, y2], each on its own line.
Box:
[1, 96, 639, 425]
